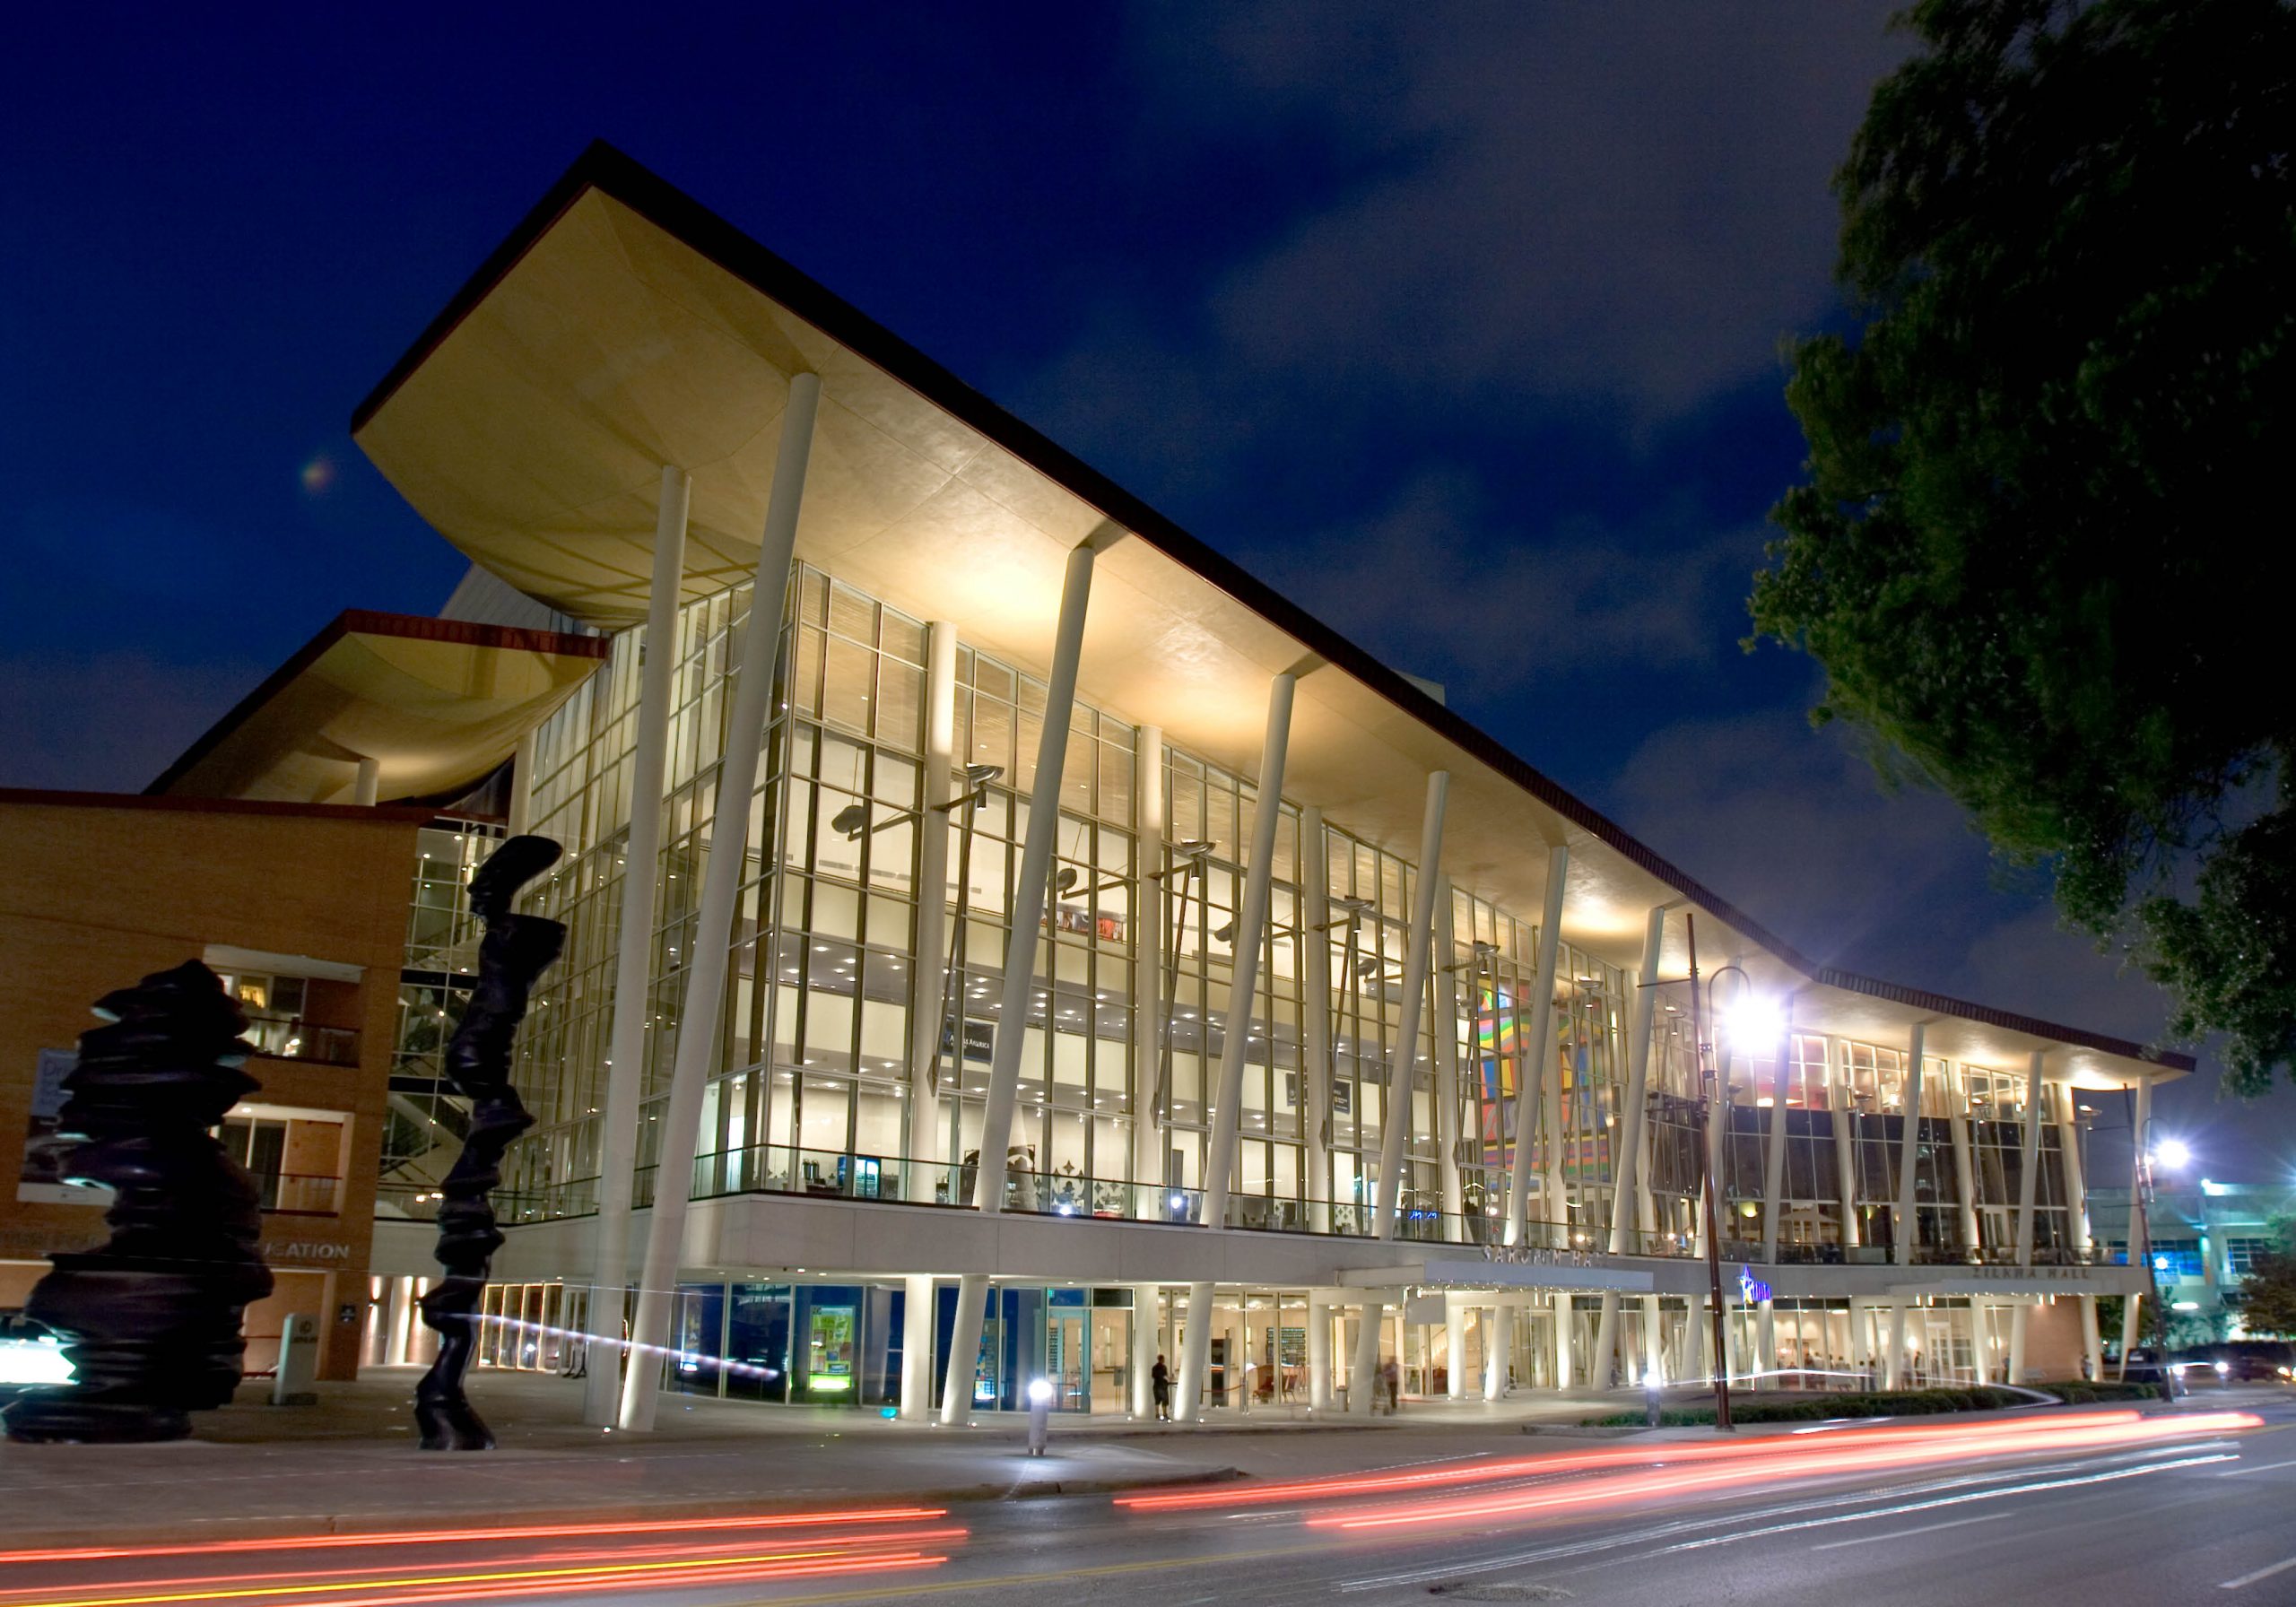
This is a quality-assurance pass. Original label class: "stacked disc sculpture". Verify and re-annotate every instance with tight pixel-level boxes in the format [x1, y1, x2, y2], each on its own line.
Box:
[413, 833, 566, 1450]
[3, 960, 273, 1444]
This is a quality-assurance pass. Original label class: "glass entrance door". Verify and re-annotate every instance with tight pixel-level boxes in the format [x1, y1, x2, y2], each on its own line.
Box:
[1047, 1310, 1088, 1412]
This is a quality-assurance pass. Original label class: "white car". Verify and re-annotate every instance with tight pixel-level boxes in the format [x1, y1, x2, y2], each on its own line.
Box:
[0, 1316, 73, 1389]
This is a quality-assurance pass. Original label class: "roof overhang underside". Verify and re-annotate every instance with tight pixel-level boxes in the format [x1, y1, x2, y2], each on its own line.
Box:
[347, 143, 2191, 1091]
[151, 610, 607, 808]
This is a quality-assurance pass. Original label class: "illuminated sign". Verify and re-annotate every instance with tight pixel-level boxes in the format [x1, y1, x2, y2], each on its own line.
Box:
[1738, 1267, 1773, 1305]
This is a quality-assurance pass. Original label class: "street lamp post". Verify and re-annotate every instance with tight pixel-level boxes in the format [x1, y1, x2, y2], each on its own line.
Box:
[1683, 916, 1733, 1432]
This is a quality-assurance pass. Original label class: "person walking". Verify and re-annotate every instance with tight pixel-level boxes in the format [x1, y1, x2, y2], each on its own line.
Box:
[1151, 1352, 1171, 1422]
[1380, 1355, 1400, 1415]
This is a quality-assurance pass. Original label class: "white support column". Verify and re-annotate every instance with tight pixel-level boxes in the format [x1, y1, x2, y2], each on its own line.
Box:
[1179, 682, 1294, 1423]
[1594, 902, 1668, 1387]
[1130, 1283, 1160, 1418]
[583, 464, 691, 1429]
[1433, 882, 1465, 1234]
[1300, 808, 1333, 1233]
[352, 756, 381, 807]
[1950, 1064, 1983, 1254]
[1506, 844, 1569, 1247]
[1348, 1292, 1387, 1415]
[1307, 1292, 1334, 1411]
[944, 535, 1102, 1426]
[506, 729, 537, 839]
[1884, 1299, 1907, 1390]
[2079, 1295, 2103, 1383]
[1832, 1041, 1862, 1248]
[2119, 1077, 2152, 1374]
[1701, 1042, 1731, 1258]
[620, 390, 817, 1432]
[1196, 673, 1297, 1231]
[2007, 1048, 2047, 1385]
[1445, 1291, 1469, 1399]
[2054, 1083, 2092, 1253]
[1552, 1293, 1574, 1390]
[1970, 1299, 1996, 1386]
[1761, 1040, 1790, 1265]
[620, 390, 817, 1433]
[941, 1275, 988, 1426]
[1758, 1299, 1778, 1390]
[1892, 1024, 1928, 1272]
[1483, 1303, 1510, 1399]
[899, 1274, 936, 1421]
[1131, 726, 1167, 1216]
[904, 621, 960, 1208]
[1373, 772, 1449, 1242]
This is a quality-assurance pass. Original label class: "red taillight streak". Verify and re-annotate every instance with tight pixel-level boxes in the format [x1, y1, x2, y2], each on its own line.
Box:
[155, 1553, 949, 1607]
[0, 1530, 971, 1603]
[0, 1508, 951, 1567]
[1118, 1411, 2150, 1510]
[1316, 1412, 2262, 1530]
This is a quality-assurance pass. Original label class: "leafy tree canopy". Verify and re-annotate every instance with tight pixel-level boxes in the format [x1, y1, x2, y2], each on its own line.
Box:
[1754, 0, 2296, 1091]
[2241, 1216, 2296, 1337]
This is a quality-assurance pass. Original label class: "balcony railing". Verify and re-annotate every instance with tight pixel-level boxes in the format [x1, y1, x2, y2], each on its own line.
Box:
[251, 1171, 343, 1217]
[240, 1012, 360, 1069]
[373, 1177, 598, 1223]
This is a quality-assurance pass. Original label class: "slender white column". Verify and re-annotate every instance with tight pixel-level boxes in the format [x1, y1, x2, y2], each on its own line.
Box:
[1970, 1299, 1996, 1385]
[2079, 1295, 2103, 1382]
[1198, 674, 1296, 1230]
[1892, 1025, 1928, 1270]
[1131, 727, 1167, 1217]
[1761, 1038, 1789, 1264]
[2118, 1077, 2152, 1373]
[620, 388, 815, 1432]
[904, 622, 960, 1207]
[899, 1274, 935, 1420]
[1373, 772, 1449, 1240]
[1949, 1064, 1983, 1254]
[1552, 1294, 1573, 1390]
[1701, 1042, 1731, 1258]
[1831, 1041, 1862, 1248]
[2013, 1051, 2046, 1264]
[1170, 1280, 1214, 1420]
[1445, 1291, 1469, 1399]
[2053, 1083, 2092, 1252]
[941, 1275, 988, 1425]
[942, 537, 1101, 1426]
[1300, 809, 1333, 1233]
[1432, 882, 1465, 1234]
[1506, 845, 1568, 1247]
[1593, 903, 1668, 1386]
[506, 730, 538, 839]
[1307, 1292, 1334, 1410]
[583, 465, 691, 1428]
[1884, 1299, 1906, 1389]
[352, 756, 381, 807]
[1483, 1303, 1510, 1398]
[1129, 1283, 1159, 1418]
[1348, 1293, 1387, 1415]
[1758, 1299, 1778, 1390]
[1177, 679, 1294, 1423]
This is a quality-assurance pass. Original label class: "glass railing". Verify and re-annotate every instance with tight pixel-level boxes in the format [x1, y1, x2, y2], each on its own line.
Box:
[374, 1177, 598, 1223]
[251, 1171, 342, 1216]
[240, 1012, 360, 1068]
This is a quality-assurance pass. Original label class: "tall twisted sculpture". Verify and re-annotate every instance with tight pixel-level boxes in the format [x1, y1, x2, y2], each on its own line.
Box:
[4, 961, 273, 1444]
[414, 834, 565, 1450]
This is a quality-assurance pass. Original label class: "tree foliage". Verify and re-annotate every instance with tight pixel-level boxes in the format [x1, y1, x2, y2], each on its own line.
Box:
[2241, 1216, 2296, 1337]
[1752, 0, 2296, 1090]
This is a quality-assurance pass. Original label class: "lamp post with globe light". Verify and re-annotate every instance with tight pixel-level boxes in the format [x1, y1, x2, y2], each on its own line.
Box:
[2137, 1125, 2190, 1374]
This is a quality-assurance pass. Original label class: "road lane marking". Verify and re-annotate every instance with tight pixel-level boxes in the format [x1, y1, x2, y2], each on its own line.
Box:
[1809, 1512, 2009, 1551]
[2222, 1555, 2296, 1591]
[2218, 1457, 2296, 1478]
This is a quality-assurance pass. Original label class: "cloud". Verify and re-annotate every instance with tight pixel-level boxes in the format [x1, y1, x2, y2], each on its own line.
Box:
[1224, 467, 1765, 698]
[1054, 1, 1907, 463]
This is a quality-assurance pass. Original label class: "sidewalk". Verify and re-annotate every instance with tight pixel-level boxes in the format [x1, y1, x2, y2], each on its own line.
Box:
[0, 1368, 1605, 1544]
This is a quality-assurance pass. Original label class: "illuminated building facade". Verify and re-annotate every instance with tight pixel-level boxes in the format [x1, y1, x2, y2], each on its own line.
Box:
[165, 143, 2182, 1420]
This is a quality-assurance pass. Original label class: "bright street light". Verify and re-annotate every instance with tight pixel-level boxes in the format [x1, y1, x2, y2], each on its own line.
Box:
[2152, 1137, 2192, 1171]
[1722, 993, 1785, 1048]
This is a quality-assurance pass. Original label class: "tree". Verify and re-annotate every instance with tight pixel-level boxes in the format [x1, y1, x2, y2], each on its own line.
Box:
[1751, 0, 2296, 1091]
[2240, 1217, 2296, 1338]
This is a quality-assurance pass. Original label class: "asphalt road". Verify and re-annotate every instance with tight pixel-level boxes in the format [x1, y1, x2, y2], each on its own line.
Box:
[7, 1400, 2293, 1607]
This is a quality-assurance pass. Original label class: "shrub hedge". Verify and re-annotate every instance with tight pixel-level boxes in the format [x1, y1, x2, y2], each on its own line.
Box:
[1580, 1384, 2141, 1428]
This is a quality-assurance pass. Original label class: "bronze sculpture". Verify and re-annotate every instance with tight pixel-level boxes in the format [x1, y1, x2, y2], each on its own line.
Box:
[3, 961, 273, 1444]
[413, 833, 565, 1450]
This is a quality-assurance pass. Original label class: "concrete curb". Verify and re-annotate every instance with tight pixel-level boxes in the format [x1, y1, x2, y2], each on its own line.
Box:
[4, 1463, 1246, 1551]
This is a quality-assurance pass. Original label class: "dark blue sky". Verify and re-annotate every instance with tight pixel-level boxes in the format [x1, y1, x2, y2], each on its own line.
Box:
[4, 4, 2289, 1174]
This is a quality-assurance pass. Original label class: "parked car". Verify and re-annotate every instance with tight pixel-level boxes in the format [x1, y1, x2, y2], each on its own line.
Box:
[2119, 1348, 2185, 1396]
[0, 1313, 72, 1400]
[2219, 1354, 2292, 1383]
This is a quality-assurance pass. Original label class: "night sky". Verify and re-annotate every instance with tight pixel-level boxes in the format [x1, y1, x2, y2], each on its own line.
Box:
[5, 4, 2291, 1177]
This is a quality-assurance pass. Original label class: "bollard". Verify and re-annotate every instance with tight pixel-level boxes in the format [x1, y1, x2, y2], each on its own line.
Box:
[1027, 1377, 1052, 1456]
[1645, 1377, 1662, 1429]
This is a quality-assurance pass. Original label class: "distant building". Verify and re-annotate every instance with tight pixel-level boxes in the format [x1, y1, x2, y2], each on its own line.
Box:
[2092, 1180, 2296, 1342]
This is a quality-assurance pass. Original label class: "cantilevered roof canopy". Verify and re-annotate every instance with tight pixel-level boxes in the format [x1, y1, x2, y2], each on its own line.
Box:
[349, 142, 2191, 1089]
[151, 610, 607, 808]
